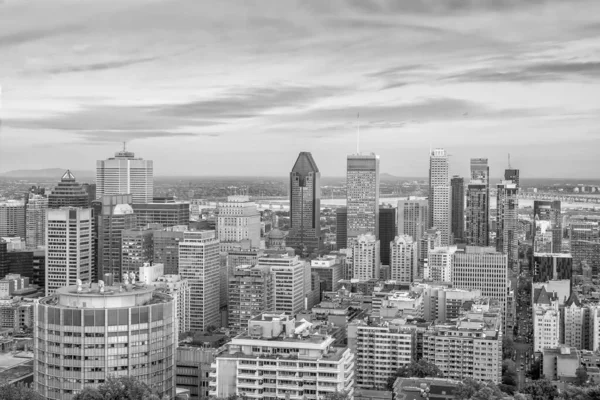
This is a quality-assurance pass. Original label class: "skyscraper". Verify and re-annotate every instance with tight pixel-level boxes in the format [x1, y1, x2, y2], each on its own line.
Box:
[379, 206, 396, 266]
[45, 208, 93, 295]
[132, 199, 190, 228]
[0, 200, 26, 240]
[96, 148, 153, 204]
[258, 254, 307, 315]
[178, 230, 220, 332]
[121, 226, 156, 271]
[25, 194, 47, 249]
[465, 158, 489, 246]
[450, 176, 464, 243]
[428, 149, 451, 245]
[216, 195, 261, 251]
[0, 240, 9, 279]
[504, 168, 520, 188]
[336, 207, 348, 250]
[397, 198, 428, 241]
[227, 264, 273, 333]
[533, 201, 562, 253]
[287, 152, 322, 254]
[347, 153, 380, 246]
[496, 180, 519, 269]
[154, 226, 187, 275]
[390, 235, 418, 283]
[570, 221, 600, 274]
[47, 170, 90, 209]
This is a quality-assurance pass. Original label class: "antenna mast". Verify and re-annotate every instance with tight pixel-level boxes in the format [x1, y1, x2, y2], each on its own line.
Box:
[123, 141, 127, 152]
[356, 113, 360, 154]
[508, 153, 511, 169]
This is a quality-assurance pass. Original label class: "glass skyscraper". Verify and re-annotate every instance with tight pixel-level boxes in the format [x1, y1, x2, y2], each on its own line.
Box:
[346, 153, 380, 247]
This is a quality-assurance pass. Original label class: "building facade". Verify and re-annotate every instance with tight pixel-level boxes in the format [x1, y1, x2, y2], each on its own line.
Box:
[378, 206, 396, 266]
[347, 154, 380, 246]
[0, 200, 26, 240]
[96, 149, 153, 204]
[228, 265, 273, 333]
[121, 226, 156, 272]
[336, 207, 348, 250]
[258, 255, 307, 315]
[352, 234, 380, 281]
[450, 176, 464, 244]
[26, 194, 48, 249]
[132, 200, 190, 229]
[48, 171, 90, 209]
[496, 180, 519, 269]
[533, 201, 562, 254]
[217, 196, 261, 251]
[390, 235, 418, 283]
[154, 226, 187, 275]
[428, 149, 451, 245]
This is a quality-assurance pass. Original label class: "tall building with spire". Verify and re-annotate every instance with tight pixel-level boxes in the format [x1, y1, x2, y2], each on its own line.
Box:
[428, 149, 451, 246]
[286, 152, 322, 254]
[465, 158, 490, 246]
[96, 147, 153, 204]
[48, 170, 91, 209]
[346, 153, 380, 246]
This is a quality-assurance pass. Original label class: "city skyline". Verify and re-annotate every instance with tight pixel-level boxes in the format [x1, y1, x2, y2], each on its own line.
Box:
[1, 0, 600, 178]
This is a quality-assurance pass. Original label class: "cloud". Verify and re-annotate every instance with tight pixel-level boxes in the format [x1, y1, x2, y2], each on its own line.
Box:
[45, 56, 160, 74]
[0, 24, 82, 48]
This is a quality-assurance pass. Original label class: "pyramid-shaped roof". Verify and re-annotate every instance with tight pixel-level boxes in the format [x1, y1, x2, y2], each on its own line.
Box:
[565, 292, 582, 308]
[291, 152, 319, 175]
[61, 170, 76, 182]
[534, 286, 558, 305]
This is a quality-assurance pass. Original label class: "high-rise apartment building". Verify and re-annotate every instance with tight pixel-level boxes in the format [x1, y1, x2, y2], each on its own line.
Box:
[121, 226, 156, 271]
[533, 286, 560, 352]
[216, 195, 261, 251]
[178, 230, 220, 332]
[533, 201, 562, 253]
[45, 208, 93, 295]
[465, 158, 489, 247]
[258, 254, 307, 315]
[48, 170, 91, 209]
[96, 148, 153, 204]
[378, 206, 396, 266]
[25, 194, 48, 249]
[425, 246, 457, 282]
[390, 235, 418, 283]
[352, 234, 380, 281]
[146, 272, 191, 335]
[209, 314, 355, 399]
[397, 198, 428, 242]
[348, 320, 415, 389]
[428, 149, 451, 245]
[287, 152, 322, 254]
[0, 200, 26, 240]
[34, 283, 177, 399]
[132, 199, 190, 228]
[228, 265, 273, 333]
[496, 180, 519, 268]
[154, 226, 187, 275]
[96, 195, 137, 279]
[346, 153, 380, 246]
[450, 176, 464, 243]
[336, 207, 347, 250]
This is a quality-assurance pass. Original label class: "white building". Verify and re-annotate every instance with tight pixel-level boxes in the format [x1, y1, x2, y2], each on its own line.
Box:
[390, 235, 418, 283]
[208, 314, 355, 400]
[96, 148, 153, 204]
[217, 195, 261, 251]
[428, 149, 451, 246]
[352, 234, 380, 281]
[397, 198, 428, 242]
[26, 194, 48, 249]
[346, 153, 380, 246]
[258, 255, 307, 315]
[426, 246, 457, 282]
[533, 286, 560, 353]
[178, 230, 220, 332]
[45, 208, 93, 295]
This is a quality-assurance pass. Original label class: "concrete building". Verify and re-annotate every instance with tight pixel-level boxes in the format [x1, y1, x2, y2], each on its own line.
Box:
[179, 231, 220, 332]
[132, 200, 190, 228]
[154, 225, 187, 275]
[216, 195, 261, 251]
[34, 283, 177, 399]
[96, 148, 153, 204]
[534, 201, 562, 254]
[0, 297, 34, 331]
[336, 207, 348, 250]
[397, 198, 428, 242]
[287, 152, 322, 254]
[311, 255, 344, 292]
[149, 273, 191, 335]
[419, 228, 441, 279]
[47, 170, 90, 209]
[533, 253, 573, 283]
[450, 176, 465, 244]
[258, 254, 307, 315]
[542, 347, 581, 382]
[425, 246, 457, 283]
[570, 221, 600, 274]
[176, 346, 219, 400]
[0, 273, 30, 297]
[121, 226, 156, 272]
[25, 194, 48, 249]
[390, 235, 418, 283]
[533, 286, 561, 353]
[348, 320, 416, 389]
[352, 234, 380, 281]
[0, 200, 26, 240]
[228, 264, 273, 333]
[208, 314, 355, 399]
[496, 180, 519, 269]
[563, 293, 587, 350]
[428, 149, 451, 246]
[347, 153, 380, 246]
[45, 208, 93, 295]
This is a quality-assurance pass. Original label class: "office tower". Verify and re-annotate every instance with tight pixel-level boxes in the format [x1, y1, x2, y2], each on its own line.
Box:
[154, 226, 187, 275]
[378, 206, 396, 266]
[176, 346, 218, 400]
[142, 268, 191, 335]
[533, 201, 562, 253]
[25, 194, 47, 249]
[533, 253, 573, 283]
[533, 286, 560, 353]
[227, 265, 273, 333]
[0, 200, 26, 240]
[425, 246, 457, 282]
[178, 230, 220, 332]
[216, 195, 261, 251]
[0, 240, 8, 278]
[496, 181, 519, 268]
[34, 283, 177, 399]
[7, 249, 33, 279]
[132, 199, 190, 228]
[336, 207, 348, 250]
[390, 235, 418, 283]
[45, 208, 93, 295]
[96, 147, 153, 204]
[419, 228, 442, 279]
[258, 254, 307, 315]
[397, 198, 428, 241]
[570, 221, 600, 275]
[423, 308, 502, 383]
[348, 320, 415, 389]
[504, 168, 520, 188]
[450, 176, 465, 243]
[287, 152, 322, 254]
[428, 149, 451, 245]
[208, 314, 355, 398]
[311, 255, 343, 292]
[47, 170, 91, 209]
[32, 249, 45, 288]
[121, 226, 155, 271]
[352, 233, 380, 281]
[96, 195, 137, 279]
[346, 153, 380, 246]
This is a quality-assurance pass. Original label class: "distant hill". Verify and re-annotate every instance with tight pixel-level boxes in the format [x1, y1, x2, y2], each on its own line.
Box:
[0, 168, 94, 179]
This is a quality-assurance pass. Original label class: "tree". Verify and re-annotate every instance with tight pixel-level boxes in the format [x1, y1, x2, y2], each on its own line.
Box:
[73, 376, 159, 400]
[386, 359, 443, 389]
[521, 379, 559, 400]
[502, 360, 518, 388]
[0, 383, 44, 400]
[323, 391, 351, 400]
[576, 366, 589, 387]
[454, 379, 505, 400]
[503, 336, 515, 360]
[526, 359, 542, 381]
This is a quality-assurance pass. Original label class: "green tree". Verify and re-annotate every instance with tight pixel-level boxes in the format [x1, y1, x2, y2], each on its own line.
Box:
[73, 376, 160, 400]
[502, 360, 518, 387]
[454, 379, 505, 400]
[521, 379, 559, 400]
[575, 366, 589, 386]
[0, 383, 44, 400]
[386, 359, 443, 389]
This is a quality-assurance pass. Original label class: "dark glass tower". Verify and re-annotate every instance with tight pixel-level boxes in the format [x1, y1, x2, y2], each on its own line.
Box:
[504, 169, 520, 188]
[336, 208, 347, 250]
[0, 240, 8, 279]
[287, 152, 322, 254]
[533, 200, 562, 253]
[466, 158, 489, 246]
[48, 170, 91, 209]
[378, 206, 396, 266]
[450, 176, 464, 243]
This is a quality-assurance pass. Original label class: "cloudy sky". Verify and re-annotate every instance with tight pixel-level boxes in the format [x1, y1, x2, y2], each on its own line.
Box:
[1, 0, 599, 178]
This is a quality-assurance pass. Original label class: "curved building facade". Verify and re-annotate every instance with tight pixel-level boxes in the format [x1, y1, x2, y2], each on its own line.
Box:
[34, 283, 177, 399]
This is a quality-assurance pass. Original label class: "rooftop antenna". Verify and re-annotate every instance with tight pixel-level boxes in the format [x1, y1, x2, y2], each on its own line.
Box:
[508, 153, 512, 169]
[356, 112, 360, 154]
[123, 141, 127, 152]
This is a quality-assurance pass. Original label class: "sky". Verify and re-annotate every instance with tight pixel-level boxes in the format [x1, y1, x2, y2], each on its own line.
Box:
[0, 0, 599, 179]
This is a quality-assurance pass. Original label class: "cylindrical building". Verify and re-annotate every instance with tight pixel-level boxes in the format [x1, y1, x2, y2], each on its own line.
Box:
[34, 283, 177, 399]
